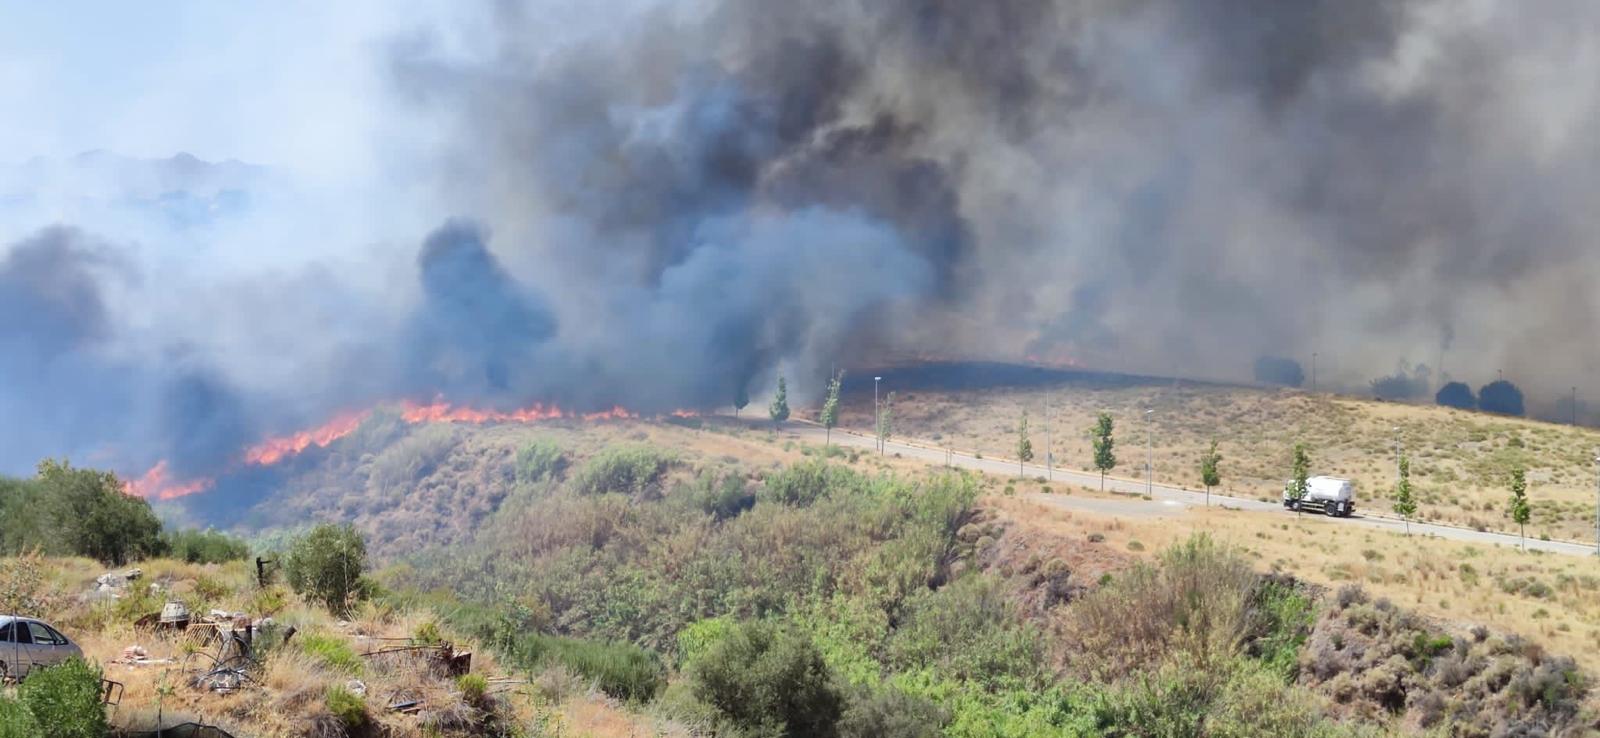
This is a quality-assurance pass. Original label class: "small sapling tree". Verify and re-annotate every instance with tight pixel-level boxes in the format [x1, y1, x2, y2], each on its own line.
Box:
[1508, 465, 1531, 551]
[1092, 413, 1116, 491]
[820, 371, 843, 445]
[1017, 411, 1034, 476]
[1393, 454, 1417, 535]
[769, 375, 790, 427]
[1199, 439, 1222, 507]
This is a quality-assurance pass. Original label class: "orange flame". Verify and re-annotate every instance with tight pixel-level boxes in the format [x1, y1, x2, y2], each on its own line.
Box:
[124, 398, 660, 499]
[401, 399, 567, 424]
[245, 409, 371, 466]
[123, 460, 214, 500]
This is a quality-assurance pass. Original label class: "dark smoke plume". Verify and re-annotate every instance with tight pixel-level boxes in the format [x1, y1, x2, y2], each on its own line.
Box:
[391, 0, 1600, 401]
[5, 0, 1600, 492]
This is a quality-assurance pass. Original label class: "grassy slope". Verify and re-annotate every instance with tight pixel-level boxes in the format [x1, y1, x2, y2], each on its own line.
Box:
[835, 376, 1600, 541]
[22, 554, 676, 737]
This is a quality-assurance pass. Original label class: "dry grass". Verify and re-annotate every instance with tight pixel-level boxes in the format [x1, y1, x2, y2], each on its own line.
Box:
[4, 551, 679, 737]
[993, 493, 1600, 686]
[832, 378, 1600, 542]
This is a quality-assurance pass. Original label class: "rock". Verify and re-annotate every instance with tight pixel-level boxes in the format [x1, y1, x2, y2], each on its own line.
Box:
[346, 679, 367, 697]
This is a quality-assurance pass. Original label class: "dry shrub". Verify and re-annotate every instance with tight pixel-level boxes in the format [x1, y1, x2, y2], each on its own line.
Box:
[1299, 583, 1589, 735]
[1067, 534, 1256, 679]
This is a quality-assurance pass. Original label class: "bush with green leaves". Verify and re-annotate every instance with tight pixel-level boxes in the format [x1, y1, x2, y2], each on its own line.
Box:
[509, 634, 664, 702]
[760, 459, 854, 506]
[17, 658, 108, 738]
[690, 470, 755, 520]
[687, 620, 844, 737]
[0, 460, 163, 564]
[369, 424, 459, 494]
[838, 687, 949, 738]
[323, 684, 367, 728]
[515, 439, 568, 484]
[571, 445, 674, 497]
[886, 575, 1045, 691]
[0, 696, 40, 738]
[283, 523, 370, 616]
[162, 528, 250, 564]
[458, 672, 488, 707]
[299, 632, 363, 674]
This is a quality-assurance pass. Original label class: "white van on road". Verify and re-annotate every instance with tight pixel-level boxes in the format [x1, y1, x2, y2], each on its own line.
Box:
[0, 616, 84, 680]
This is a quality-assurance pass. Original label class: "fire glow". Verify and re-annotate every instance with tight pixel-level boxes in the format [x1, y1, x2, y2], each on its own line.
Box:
[122, 460, 214, 501]
[123, 399, 663, 500]
[244, 410, 371, 466]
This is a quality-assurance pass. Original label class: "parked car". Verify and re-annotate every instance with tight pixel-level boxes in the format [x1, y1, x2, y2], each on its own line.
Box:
[0, 616, 84, 679]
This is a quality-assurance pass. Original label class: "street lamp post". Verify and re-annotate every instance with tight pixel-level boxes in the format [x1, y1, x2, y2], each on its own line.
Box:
[1312, 353, 1318, 392]
[1393, 427, 1402, 482]
[1045, 398, 1052, 482]
[1594, 452, 1599, 557]
[874, 376, 882, 454]
[1145, 409, 1154, 497]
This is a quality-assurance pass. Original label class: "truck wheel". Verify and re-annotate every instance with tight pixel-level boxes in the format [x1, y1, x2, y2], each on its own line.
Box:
[1325, 504, 1338, 517]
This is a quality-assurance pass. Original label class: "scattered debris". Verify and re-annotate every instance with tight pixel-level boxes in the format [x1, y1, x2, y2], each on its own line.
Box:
[87, 568, 144, 600]
[100, 678, 124, 707]
[161, 601, 192, 628]
[360, 639, 471, 677]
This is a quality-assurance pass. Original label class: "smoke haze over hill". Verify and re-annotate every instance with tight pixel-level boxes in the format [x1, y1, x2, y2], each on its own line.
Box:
[3, 0, 1600, 485]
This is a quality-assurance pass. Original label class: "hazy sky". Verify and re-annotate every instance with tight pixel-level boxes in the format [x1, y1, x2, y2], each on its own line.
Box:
[0, 2, 423, 183]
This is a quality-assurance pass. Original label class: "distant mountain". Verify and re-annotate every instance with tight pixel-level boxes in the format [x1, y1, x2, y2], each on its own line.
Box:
[0, 151, 275, 232]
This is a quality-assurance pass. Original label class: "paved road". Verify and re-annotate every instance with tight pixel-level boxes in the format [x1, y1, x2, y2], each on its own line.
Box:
[722, 416, 1600, 558]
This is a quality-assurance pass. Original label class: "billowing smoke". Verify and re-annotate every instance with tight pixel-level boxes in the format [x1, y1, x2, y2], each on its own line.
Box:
[5, 0, 1600, 489]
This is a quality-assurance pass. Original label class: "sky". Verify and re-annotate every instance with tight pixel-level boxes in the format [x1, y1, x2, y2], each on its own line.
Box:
[4, 0, 1600, 490]
[0, 2, 419, 184]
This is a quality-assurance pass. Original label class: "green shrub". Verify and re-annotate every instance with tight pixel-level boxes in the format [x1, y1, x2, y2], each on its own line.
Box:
[1248, 582, 1315, 679]
[457, 673, 488, 707]
[515, 439, 567, 484]
[838, 687, 948, 738]
[324, 684, 367, 727]
[369, 424, 458, 492]
[413, 620, 445, 646]
[283, 523, 370, 616]
[498, 633, 664, 702]
[887, 575, 1044, 691]
[300, 632, 363, 675]
[0, 695, 40, 738]
[571, 446, 673, 497]
[693, 471, 755, 520]
[677, 616, 736, 667]
[17, 658, 107, 738]
[23, 460, 164, 565]
[1070, 534, 1258, 679]
[761, 460, 856, 506]
[162, 528, 250, 564]
[688, 620, 844, 737]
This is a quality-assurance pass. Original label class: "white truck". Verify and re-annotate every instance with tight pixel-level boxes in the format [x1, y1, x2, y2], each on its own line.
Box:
[1283, 476, 1355, 517]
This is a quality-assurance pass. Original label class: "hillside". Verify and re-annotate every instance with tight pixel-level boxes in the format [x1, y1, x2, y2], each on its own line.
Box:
[827, 365, 1600, 543]
[5, 396, 1599, 736]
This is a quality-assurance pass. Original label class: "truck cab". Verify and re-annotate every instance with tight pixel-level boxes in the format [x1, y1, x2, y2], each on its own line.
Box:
[1283, 476, 1355, 517]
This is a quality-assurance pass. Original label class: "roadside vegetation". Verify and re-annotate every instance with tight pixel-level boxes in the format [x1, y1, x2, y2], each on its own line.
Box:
[851, 378, 1600, 541]
[1, 423, 1594, 736]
